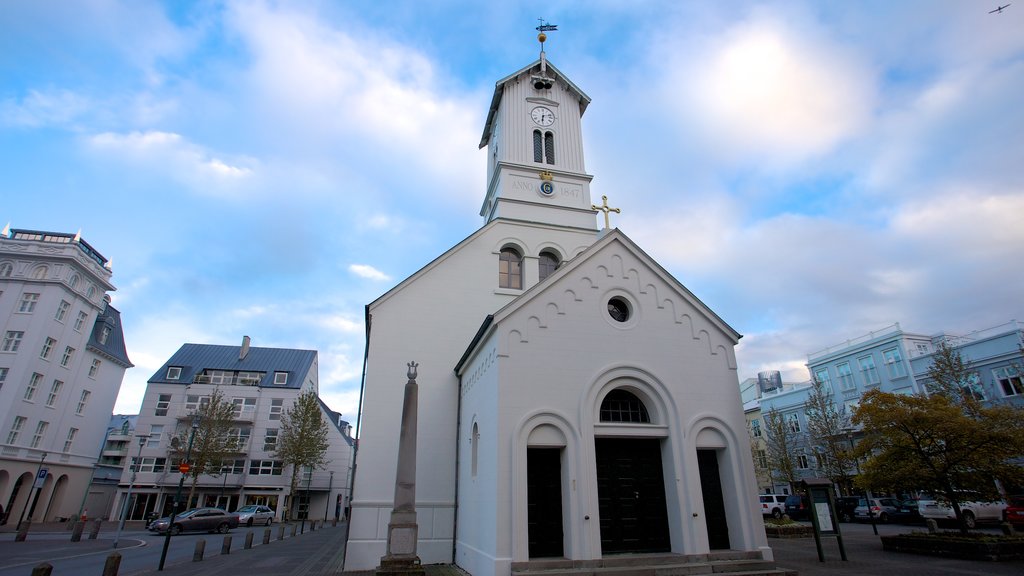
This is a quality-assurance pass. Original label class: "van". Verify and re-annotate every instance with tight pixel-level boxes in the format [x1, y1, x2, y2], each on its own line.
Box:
[759, 494, 787, 518]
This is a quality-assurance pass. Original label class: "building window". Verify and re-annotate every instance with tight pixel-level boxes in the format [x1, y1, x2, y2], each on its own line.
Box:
[99, 325, 111, 345]
[220, 459, 246, 474]
[87, 285, 96, 298]
[40, 337, 56, 359]
[882, 347, 907, 378]
[796, 452, 809, 470]
[60, 346, 75, 367]
[274, 372, 288, 386]
[269, 398, 283, 420]
[599, 389, 651, 423]
[533, 130, 543, 162]
[232, 397, 257, 419]
[532, 130, 555, 164]
[46, 380, 63, 407]
[74, 311, 88, 332]
[756, 449, 768, 470]
[88, 359, 101, 378]
[750, 418, 762, 438]
[2, 331, 25, 352]
[814, 368, 831, 391]
[76, 390, 90, 414]
[64, 427, 78, 452]
[19, 292, 40, 312]
[836, 362, 855, 391]
[263, 428, 279, 452]
[994, 366, 1024, 397]
[498, 248, 523, 289]
[30, 420, 48, 448]
[538, 251, 560, 281]
[138, 457, 167, 473]
[227, 427, 251, 450]
[0, 262, 12, 277]
[155, 393, 172, 416]
[166, 366, 181, 380]
[69, 274, 79, 289]
[32, 266, 48, 280]
[249, 459, 283, 476]
[786, 413, 801, 433]
[24, 373, 42, 401]
[148, 425, 163, 448]
[544, 131, 555, 164]
[960, 371, 986, 401]
[0, 366, 7, 388]
[7, 415, 26, 444]
[55, 300, 71, 322]
[185, 394, 210, 412]
[858, 355, 879, 386]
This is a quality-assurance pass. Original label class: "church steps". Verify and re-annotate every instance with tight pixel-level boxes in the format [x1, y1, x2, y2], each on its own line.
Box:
[510, 553, 795, 576]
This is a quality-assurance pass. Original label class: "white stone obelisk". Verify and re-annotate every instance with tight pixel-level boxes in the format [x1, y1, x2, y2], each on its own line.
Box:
[378, 362, 424, 576]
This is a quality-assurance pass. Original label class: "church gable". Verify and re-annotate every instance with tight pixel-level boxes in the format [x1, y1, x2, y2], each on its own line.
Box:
[481, 230, 740, 371]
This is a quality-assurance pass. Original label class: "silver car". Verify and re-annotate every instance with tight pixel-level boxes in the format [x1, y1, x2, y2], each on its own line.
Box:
[234, 504, 274, 526]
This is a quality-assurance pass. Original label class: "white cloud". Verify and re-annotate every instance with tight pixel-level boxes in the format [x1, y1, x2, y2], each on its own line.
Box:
[1, 89, 92, 128]
[349, 264, 391, 281]
[318, 314, 364, 334]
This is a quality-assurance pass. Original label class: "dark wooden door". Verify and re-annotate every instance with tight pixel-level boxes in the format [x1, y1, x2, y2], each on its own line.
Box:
[595, 438, 670, 554]
[697, 449, 731, 550]
[527, 448, 564, 558]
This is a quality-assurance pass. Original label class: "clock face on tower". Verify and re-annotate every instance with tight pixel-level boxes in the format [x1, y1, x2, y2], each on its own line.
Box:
[531, 106, 555, 126]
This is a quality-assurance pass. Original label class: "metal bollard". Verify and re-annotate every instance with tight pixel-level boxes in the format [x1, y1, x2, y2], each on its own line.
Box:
[70, 520, 85, 542]
[31, 563, 52, 576]
[926, 519, 938, 533]
[16, 519, 31, 542]
[245, 531, 254, 549]
[221, 535, 232, 555]
[88, 519, 103, 540]
[264, 527, 272, 545]
[277, 525, 285, 540]
[193, 539, 206, 562]
[332, 517, 337, 527]
[310, 520, 316, 531]
[102, 552, 121, 576]
[290, 523, 298, 537]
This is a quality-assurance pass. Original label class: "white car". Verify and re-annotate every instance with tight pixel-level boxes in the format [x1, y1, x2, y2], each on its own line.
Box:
[759, 494, 787, 519]
[234, 504, 275, 526]
[917, 494, 1005, 528]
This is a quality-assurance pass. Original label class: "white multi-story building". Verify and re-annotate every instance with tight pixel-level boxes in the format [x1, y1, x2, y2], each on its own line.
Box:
[0, 226, 132, 525]
[115, 338, 353, 523]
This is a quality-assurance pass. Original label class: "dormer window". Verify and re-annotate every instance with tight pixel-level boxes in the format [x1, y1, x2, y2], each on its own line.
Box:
[274, 372, 288, 386]
[498, 248, 523, 289]
[533, 130, 555, 165]
[166, 366, 182, 380]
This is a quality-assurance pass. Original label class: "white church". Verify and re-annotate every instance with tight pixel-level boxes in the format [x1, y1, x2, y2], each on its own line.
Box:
[344, 36, 770, 576]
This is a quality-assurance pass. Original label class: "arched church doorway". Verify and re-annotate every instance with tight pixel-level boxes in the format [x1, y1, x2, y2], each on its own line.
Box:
[697, 449, 731, 549]
[594, 389, 669, 554]
[526, 447, 563, 558]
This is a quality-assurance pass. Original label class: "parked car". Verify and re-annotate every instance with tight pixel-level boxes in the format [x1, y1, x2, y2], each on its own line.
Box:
[1003, 495, 1024, 527]
[835, 496, 860, 523]
[234, 504, 274, 527]
[890, 499, 923, 524]
[784, 494, 810, 520]
[147, 507, 239, 535]
[917, 493, 1005, 528]
[854, 497, 899, 523]
[759, 494, 788, 519]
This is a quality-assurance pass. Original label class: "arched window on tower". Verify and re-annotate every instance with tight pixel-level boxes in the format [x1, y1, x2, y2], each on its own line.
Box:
[498, 247, 522, 289]
[538, 251, 560, 281]
[0, 262, 12, 277]
[600, 389, 651, 423]
[533, 130, 555, 165]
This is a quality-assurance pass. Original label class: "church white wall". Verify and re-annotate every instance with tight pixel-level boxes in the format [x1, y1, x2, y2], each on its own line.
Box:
[455, 236, 767, 574]
[498, 71, 587, 173]
[344, 220, 598, 572]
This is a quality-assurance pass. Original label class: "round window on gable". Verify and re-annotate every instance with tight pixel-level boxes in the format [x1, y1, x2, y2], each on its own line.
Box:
[607, 297, 630, 323]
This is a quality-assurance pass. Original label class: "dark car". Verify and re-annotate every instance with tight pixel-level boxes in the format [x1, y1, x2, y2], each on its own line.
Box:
[784, 494, 810, 520]
[1003, 495, 1024, 527]
[835, 496, 860, 522]
[147, 507, 239, 535]
[890, 499, 923, 524]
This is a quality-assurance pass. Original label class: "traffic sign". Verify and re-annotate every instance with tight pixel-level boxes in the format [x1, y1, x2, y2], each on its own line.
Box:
[178, 462, 191, 474]
[33, 467, 48, 489]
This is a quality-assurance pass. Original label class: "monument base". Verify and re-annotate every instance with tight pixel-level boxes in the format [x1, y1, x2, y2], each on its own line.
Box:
[377, 555, 425, 576]
[378, 515, 424, 576]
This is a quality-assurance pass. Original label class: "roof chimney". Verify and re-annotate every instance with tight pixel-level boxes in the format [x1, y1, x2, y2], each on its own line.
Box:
[240, 335, 251, 361]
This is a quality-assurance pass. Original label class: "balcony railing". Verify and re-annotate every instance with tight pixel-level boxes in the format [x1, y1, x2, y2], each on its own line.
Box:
[192, 374, 264, 386]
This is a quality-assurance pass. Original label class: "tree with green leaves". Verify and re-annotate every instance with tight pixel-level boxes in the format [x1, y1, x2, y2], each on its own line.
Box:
[853, 387, 1024, 533]
[803, 378, 856, 493]
[275, 389, 330, 520]
[170, 388, 239, 509]
[761, 408, 804, 493]
[926, 341, 984, 416]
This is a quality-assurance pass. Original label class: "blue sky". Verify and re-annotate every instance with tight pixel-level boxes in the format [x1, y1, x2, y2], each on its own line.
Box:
[3, 1, 1022, 418]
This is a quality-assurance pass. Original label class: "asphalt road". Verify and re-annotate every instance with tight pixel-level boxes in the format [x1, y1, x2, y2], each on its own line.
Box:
[0, 522, 300, 576]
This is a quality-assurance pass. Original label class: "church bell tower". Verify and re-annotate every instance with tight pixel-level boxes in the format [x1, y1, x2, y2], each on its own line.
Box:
[478, 31, 597, 231]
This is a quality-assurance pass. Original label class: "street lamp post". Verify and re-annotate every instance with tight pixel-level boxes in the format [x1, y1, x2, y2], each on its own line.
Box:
[301, 466, 312, 533]
[845, 428, 878, 536]
[114, 434, 148, 548]
[324, 470, 334, 521]
[158, 415, 201, 571]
